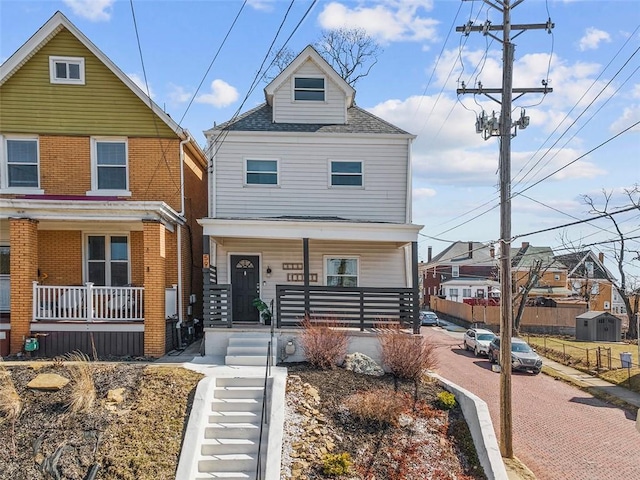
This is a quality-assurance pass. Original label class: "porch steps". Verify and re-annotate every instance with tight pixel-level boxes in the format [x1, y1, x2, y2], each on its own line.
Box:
[225, 334, 277, 367]
[193, 376, 264, 479]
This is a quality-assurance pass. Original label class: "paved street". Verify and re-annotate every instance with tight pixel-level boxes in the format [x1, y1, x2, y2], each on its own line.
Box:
[423, 325, 640, 480]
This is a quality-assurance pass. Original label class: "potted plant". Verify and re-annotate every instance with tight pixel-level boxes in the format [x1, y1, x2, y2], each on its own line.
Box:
[252, 298, 272, 325]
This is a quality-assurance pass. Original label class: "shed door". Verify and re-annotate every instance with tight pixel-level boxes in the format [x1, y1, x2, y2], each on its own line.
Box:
[230, 255, 260, 322]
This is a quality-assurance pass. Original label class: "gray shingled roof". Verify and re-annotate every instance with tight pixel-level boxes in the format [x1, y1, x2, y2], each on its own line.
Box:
[211, 103, 412, 135]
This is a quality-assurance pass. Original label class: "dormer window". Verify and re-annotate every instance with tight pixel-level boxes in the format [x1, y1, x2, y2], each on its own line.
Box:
[49, 56, 85, 84]
[294, 77, 325, 101]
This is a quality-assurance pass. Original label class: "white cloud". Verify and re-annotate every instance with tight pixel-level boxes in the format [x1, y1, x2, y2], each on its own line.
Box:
[63, 0, 114, 22]
[632, 84, 640, 99]
[578, 27, 611, 51]
[247, 0, 274, 11]
[317, 1, 438, 44]
[167, 84, 192, 104]
[609, 106, 640, 133]
[413, 187, 436, 199]
[127, 73, 155, 98]
[196, 79, 239, 108]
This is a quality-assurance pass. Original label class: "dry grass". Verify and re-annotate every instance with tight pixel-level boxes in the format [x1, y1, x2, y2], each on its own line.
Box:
[60, 351, 96, 414]
[299, 316, 350, 369]
[0, 363, 22, 457]
[378, 325, 438, 382]
[97, 366, 204, 480]
[343, 388, 410, 427]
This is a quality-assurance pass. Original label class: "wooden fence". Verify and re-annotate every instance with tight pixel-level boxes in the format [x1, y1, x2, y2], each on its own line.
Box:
[430, 297, 587, 333]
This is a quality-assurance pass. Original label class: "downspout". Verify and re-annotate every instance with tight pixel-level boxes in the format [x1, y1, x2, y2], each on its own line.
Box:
[176, 133, 189, 347]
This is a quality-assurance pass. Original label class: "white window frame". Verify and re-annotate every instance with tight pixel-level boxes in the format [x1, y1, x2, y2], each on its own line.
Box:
[88, 137, 130, 196]
[449, 288, 459, 300]
[292, 75, 326, 102]
[49, 56, 85, 85]
[324, 256, 359, 287]
[462, 288, 472, 298]
[452, 265, 460, 278]
[84, 233, 131, 286]
[591, 282, 600, 295]
[329, 160, 364, 188]
[0, 134, 43, 193]
[244, 158, 279, 187]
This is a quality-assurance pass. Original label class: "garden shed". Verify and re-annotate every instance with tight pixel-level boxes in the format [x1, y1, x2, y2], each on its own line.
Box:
[575, 311, 622, 342]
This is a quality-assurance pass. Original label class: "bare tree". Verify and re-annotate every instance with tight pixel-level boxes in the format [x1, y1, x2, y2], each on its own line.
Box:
[314, 28, 382, 87]
[512, 259, 547, 334]
[581, 185, 640, 339]
[264, 28, 382, 88]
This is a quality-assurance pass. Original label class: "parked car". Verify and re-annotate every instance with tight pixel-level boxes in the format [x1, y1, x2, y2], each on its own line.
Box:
[420, 310, 440, 326]
[488, 337, 542, 374]
[463, 328, 496, 357]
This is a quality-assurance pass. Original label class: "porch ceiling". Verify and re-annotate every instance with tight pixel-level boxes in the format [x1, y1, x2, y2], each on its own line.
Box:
[0, 198, 184, 230]
[198, 217, 422, 243]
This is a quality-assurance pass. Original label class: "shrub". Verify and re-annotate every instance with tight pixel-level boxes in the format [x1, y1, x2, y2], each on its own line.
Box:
[437, 391, 456, 410]
[378, 325, 437, 381]
[299, 316, 349, 369]
[61, 351, 96, 414]
[343, 389, 409, 427]
[322, 452, 352, 477]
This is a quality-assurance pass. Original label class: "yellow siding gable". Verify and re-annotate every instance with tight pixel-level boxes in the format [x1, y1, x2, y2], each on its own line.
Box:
[0, 28, 176, 138]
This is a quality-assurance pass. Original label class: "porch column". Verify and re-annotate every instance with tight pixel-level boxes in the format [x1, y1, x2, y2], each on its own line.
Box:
[9, 218, 38, 353]
[412, 241, 420, 334]
[303, 238, 310, 317]
[143, 220, 166, 357]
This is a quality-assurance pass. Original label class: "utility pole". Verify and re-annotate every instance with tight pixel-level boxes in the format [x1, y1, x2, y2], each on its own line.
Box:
[456, 0, 553, 458]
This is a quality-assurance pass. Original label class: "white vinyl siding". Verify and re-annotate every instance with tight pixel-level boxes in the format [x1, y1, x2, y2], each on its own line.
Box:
[273, 62, 346, 124]
[213, 238, 408, 305]
[213, 135, 409, 223]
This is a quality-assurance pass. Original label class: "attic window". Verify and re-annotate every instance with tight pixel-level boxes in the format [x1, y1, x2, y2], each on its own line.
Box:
[50, 56, 85, 84]
[294, 77, 325, 101]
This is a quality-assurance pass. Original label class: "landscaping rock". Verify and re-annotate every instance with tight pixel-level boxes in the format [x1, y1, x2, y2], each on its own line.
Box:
[27, 373, 69, 391]
[343, 352, 384, 376]
[107, 387, 126, 404]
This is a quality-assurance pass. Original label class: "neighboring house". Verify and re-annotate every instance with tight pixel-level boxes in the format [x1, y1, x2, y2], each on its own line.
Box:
[555, 250, 624, 314]
[439, 278, 501, 303]
[419, 241, 498, 306]
[199, 46, 422, 332]
[511, 242, 572, 299]
[0, 12, 208, 358]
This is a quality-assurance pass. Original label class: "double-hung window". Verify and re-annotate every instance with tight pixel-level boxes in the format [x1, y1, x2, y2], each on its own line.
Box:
[330, 161, 363, 187]
[463, 288, 472, 298]
[49, 56, 85, 84]
[2, 136, 40, 191]
[293, 77, 325, 101]
[452, 265, 460, 278]
[245, 159, 278, 185]
[90, 138, 129, 194]
[325, 257, 358, 287]
[87, 235, 129, 286]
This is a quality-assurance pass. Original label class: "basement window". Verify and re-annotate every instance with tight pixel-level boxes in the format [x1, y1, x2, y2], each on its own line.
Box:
[50, 56, 85, 84]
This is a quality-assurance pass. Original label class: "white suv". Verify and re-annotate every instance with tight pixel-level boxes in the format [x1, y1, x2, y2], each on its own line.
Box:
[463, 328, 496, 357]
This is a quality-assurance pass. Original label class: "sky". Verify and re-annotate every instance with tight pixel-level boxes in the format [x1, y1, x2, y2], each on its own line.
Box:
[1, 0, 639, 283]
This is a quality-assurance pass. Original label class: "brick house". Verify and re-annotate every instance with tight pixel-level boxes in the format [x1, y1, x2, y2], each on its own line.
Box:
[0, 12, 207, 357]
[419, 241, 498, 306]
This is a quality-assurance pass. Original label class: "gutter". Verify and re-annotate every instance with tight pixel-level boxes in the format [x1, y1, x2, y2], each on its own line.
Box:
[176, 134, 190, 346]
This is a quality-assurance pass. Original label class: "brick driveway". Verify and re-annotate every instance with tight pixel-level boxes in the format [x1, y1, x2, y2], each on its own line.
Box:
[423, 327, 640, 480]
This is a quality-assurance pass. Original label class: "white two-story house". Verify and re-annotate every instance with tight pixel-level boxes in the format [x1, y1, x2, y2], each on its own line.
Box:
[199, 46, 422, 334]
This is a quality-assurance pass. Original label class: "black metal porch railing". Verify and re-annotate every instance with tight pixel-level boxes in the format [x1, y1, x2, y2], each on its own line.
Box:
[276, 285, 417, 330]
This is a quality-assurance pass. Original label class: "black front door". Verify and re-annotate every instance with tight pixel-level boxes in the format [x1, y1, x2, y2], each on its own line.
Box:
[231, 255, 260, 322]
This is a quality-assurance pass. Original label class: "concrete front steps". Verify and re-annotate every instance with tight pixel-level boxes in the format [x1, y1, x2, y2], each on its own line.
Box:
[225, 333, 278, 367]
[176, 366, 287, 480]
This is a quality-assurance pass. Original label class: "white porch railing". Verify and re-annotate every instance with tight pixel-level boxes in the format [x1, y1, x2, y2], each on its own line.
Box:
[33, 282, 144, 322]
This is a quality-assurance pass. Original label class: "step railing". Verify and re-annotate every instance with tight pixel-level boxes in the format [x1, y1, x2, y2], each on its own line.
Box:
[255, 334, 273, 480]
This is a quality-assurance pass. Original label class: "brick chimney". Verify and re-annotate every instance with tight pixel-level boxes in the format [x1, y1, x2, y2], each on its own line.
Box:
[598, 252, 604, 263]
[490, 246, 495, 258]
[521, 241, 529, 249]
[468, 241, 473, 259]
[427, 246, 432, 262]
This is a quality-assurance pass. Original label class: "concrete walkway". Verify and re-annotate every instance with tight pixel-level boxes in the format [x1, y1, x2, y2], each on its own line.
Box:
[540, 356, 640, 409]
